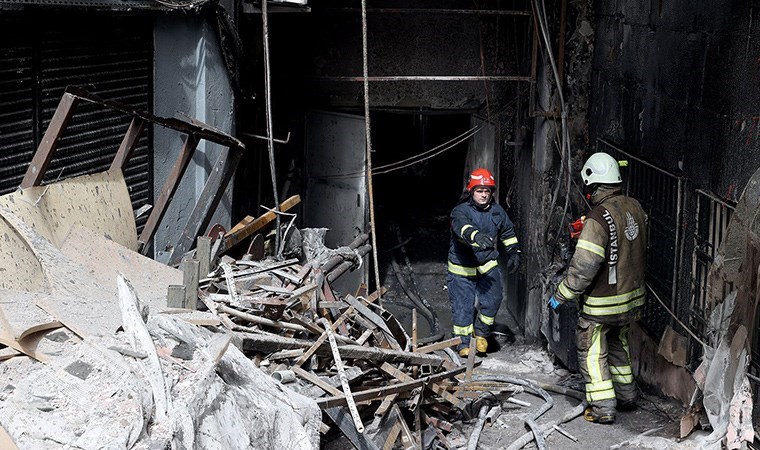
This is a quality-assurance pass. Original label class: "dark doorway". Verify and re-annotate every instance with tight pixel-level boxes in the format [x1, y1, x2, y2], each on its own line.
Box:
[370, 111, 472, 343]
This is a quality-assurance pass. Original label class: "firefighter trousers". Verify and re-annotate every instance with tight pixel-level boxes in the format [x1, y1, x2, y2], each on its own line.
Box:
[446, 267, 502, 348]
[576, 316, 638, 408]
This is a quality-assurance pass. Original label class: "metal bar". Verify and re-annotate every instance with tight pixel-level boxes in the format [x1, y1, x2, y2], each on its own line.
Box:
[294, 306, 355, 367]
[378, 362, 465, 409]
[322, 7, 532, 15]
[696, 189, 737, 210]
[316, 365, 467, 409]
[598, 139, 680, 178]
[292, 366, 343, 396]
[20, 93, 79, 189]
[261, 0, 282, 254]
[672, 178, 683, 321]
[218, 304, 310, 333]
[557, 0, 567, 83]
[412, 308, 418, 352]
[64, 86, 244, 149]
[110, 117, 146, 170]
[240, 131, 291, 145]
[318, 318, 364, 433]
[138, 134, 199, 252]
[314, 75, 532, 82]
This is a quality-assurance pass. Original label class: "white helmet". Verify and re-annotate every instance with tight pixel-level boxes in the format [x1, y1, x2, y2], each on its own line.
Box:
[581, 152, 622, 185]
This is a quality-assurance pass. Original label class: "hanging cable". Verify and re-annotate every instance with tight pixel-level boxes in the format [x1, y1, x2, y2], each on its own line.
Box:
[361, 0, 383, 305]
[532, 0, 572, 263]
[314, 92, 524, 182]
[261, 0, 281, 255]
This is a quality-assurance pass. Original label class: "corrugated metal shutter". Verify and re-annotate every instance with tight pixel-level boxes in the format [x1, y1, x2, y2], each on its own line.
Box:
[0, 15, 152, 230]
[0, 34, 34, 192]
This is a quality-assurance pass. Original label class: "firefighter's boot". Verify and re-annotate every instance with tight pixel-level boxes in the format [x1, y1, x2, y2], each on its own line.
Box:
[475, 335, 488, 354]
[584, 405, 616, 424]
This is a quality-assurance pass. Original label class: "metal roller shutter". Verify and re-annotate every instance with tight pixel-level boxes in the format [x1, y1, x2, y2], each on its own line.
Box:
[0, 15, 153, 230]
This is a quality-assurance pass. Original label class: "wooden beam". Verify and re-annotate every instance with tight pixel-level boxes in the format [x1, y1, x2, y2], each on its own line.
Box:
[139, 134, 200, 252]
[168, 147, 243, 265]
[292, 366, 343, 396]
[220, 195, 301, 253]
[240, 332, 443, 365]
[110, 117, 146, 170]
[316, 365, 467, 409]
[20, 93, 79, 189]
[378, 362, 465, 410]
[415, 337, 461, 354]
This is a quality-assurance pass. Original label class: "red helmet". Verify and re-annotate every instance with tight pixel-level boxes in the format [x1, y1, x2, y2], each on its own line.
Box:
[466, 168, 496, 191]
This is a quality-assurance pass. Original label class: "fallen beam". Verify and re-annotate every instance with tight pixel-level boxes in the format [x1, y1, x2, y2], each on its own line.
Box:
[221, 195, 301, 253]
[316, 366, 467, 409]
[241, 332, 445, 366]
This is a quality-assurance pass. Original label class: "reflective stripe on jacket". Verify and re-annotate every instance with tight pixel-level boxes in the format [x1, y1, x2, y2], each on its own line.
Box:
[555, 189, 648, 323]
[448, 198, 518, 276]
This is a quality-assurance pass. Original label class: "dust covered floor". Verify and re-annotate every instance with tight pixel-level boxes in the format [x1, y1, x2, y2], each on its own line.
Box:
[367, 217, 706, 449]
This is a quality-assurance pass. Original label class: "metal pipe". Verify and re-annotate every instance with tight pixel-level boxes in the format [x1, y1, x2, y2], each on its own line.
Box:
[361, 0, 383, 306]
[313, 75, 531, 82]
[326, 244, 372, 282]
[322, 7, 532, 16]
[261, 0, 282, 255]
[318, 233, 370, 273]
[466, 405, 491, 450]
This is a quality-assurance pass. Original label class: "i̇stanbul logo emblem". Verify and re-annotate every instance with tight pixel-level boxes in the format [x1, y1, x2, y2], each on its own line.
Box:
[624, 212, 639, 241]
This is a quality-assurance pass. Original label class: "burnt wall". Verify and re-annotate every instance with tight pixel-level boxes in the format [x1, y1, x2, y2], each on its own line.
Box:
[265, 1, 532, 113]
[590, 1, 760, 200]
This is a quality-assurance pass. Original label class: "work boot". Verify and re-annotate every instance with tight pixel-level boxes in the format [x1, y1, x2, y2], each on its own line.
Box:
[475, 335, 488, 354]
[584, 405, 615, 424]
[458, 347, 470, 357]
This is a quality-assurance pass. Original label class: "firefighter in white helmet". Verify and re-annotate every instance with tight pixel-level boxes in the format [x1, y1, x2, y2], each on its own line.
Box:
[548, 152, 648, 424]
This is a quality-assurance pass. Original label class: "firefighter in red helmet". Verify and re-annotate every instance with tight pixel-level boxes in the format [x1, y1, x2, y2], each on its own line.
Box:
[447, 168, 521, 356]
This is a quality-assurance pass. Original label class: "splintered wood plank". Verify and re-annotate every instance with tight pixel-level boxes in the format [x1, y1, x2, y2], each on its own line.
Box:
[221, 195, 301, 253]
[415, 337, 461, 354]
[292, 366, 342, 396]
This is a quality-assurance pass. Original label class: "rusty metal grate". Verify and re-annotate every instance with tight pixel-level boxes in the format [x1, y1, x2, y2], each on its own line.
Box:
[689, 190, 735, 340]
[598, 139, 685, 340]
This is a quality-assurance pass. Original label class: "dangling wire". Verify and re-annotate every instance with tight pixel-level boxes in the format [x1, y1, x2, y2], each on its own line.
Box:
[361, 0, 383, 304]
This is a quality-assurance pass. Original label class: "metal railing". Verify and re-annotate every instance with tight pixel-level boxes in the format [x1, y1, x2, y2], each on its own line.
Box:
[689, 189, 735, 340]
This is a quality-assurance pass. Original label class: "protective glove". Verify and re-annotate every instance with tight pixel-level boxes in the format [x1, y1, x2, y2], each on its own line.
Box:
[547, 295, 561, 310]
[506, 251, 520, 274]
[473, 232, 494, 249]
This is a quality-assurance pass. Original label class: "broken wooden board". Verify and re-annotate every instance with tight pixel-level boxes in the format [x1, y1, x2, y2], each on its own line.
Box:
[221, 195, 301, 253]
[60, 225, 181, 310]
[0, 169, 137, 251]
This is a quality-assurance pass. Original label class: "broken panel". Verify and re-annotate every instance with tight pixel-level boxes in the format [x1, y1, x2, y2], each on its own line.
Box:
[304, 111, 367, 294]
